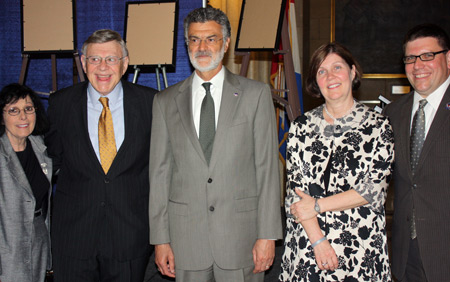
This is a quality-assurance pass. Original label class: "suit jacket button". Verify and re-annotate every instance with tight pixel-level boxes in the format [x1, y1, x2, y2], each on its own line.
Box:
[208, 178, 213, 183]
[209, 206, 215, 212]
[104, 178, 110, 184]
[100, 201, 106, 207]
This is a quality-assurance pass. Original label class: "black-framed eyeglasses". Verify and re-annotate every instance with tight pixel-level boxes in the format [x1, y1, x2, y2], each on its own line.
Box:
[403, 50, 448, 64]
[86, 56, 126, 65]
[3, 106, 36, 116]
[187, 36, 223, 46]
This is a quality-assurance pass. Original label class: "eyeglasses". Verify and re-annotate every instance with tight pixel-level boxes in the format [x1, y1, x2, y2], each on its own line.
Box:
[85, 56, 126, 65]
[187, 36, 223, 46]
[403, 50, 448, 64]
[4, 106, 36, 116]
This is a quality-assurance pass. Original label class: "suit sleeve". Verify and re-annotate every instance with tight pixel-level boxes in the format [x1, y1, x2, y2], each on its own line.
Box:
[44, 92, 64, 173]
[149, 94, 173, 245]
[253, 84, 283, 239]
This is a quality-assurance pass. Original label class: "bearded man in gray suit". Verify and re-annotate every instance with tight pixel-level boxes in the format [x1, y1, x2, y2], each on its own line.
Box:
[149, 6, 282, 282]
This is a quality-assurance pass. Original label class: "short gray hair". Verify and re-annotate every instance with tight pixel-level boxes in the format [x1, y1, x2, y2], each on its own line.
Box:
[183, 6, 231, 44]
[81, 29, 128, 57]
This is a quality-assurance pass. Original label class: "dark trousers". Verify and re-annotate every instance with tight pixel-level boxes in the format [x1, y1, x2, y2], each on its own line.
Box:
[399, 238, 428, 282]
[53, 252, 150, 282]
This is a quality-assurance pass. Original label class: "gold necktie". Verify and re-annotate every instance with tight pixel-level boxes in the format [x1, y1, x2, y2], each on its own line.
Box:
[98, 97, 117, 173]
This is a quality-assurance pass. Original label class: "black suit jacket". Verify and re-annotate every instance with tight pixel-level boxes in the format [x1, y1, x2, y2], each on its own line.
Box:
[384, 85, 450, 282]
[45, 80, 156, 260]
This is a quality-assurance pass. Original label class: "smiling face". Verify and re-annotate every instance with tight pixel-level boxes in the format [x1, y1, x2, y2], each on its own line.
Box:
[404, 37, 450, 97]
[316, 53, 356, 104]
[187, 21, 230, 80]
[2, 96, 36, 148]
[81, 41, 129, 96]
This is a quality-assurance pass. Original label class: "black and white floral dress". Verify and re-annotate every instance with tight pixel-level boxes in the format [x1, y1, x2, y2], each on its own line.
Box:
[279, 102, 394, 282]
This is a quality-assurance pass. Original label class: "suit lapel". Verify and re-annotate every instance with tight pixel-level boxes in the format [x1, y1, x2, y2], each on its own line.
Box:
[209, 69, 241, 169]
[109, 81, 138, 175]
[72, 84, 104, 174]
[29, 135, 52, 183]
[398, 94, 415, 179]
[175, 74, 206, 163]
[0, 134, 34, 197]
[416, 86, 450, 171]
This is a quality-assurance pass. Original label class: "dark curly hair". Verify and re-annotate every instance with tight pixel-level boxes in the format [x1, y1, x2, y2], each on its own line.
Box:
[0, 83, 49, 136]
[305, 42, 362, 98]
[183, 6, 231, 44]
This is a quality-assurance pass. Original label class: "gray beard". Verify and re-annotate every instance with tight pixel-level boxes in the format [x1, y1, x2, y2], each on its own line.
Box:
[189, 44, 225, 73]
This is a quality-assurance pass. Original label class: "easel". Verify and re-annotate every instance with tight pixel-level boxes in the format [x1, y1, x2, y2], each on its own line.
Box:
[236, 11, 302, 121]
[18, 52, 85, 94]
[132, 64, 168, 91]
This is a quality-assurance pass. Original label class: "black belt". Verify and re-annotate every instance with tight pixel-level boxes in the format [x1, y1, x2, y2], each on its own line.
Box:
[34, 209, 43, 217]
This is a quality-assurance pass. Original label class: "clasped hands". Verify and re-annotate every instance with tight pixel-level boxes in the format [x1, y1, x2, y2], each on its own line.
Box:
[290, 189, 319, 223]
[290, 189, 339, 271]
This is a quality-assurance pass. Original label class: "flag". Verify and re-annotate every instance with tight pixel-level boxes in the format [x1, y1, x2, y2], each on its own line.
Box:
[271, 0, 303, 167]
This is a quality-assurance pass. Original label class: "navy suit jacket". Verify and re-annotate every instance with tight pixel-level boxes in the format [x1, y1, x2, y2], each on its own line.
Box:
[45, 80, 156, 260]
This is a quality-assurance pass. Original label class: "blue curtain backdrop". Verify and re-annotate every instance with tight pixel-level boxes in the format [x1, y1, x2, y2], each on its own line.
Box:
[0, 0, 202, 95]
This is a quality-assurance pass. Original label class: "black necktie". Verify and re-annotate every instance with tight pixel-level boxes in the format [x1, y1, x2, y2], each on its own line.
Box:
[199, 82, 215, 164]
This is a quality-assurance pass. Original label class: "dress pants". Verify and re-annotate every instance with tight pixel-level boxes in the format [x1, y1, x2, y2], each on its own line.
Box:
[52, 252, 150, 282]
[400, 238, 428, 282]
[175, 263, 264, 282]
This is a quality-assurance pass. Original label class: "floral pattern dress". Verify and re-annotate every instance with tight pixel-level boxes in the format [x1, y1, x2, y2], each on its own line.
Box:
[279, 102, 394, 282]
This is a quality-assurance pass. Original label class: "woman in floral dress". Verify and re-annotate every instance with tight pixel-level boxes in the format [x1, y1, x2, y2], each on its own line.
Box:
[279, 42, 394, 282]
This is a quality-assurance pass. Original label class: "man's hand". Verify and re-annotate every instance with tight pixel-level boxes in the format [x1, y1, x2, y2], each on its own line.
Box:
[252, 239, 275, 273]
[154, 243, 176, 278]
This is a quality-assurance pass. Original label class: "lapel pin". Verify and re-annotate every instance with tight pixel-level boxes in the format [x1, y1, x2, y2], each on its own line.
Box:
[446, 102, 450, 110]
[234, 92, 239, 97]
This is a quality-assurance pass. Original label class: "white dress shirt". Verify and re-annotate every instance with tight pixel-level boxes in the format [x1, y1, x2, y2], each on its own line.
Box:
[410, 75, 450, 137]
[191, 67, 225, 137]
[87, 82, 125, 161]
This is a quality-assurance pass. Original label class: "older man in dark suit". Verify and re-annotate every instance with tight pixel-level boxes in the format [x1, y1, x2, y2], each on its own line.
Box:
[45, 29, 156, 282]
[149, 6, 282, 282]
[384, 24, 450, 282]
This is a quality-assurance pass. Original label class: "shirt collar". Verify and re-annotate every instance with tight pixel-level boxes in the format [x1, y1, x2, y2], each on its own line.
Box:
[413, 75, 450, 110]
[192, 67, 225, 94]
[87, 81, 123, 108]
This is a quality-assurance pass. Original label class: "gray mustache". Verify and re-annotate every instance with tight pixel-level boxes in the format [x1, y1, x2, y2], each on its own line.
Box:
[194, 51, 212, 58]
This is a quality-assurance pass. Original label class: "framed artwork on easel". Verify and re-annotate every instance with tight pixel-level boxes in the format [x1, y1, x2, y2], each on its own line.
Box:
[21, 0, 76, 53]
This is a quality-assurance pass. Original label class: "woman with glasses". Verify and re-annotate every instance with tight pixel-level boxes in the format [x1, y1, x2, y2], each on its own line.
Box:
[0, 83, 52, 282]
[279, 42, 394, 281]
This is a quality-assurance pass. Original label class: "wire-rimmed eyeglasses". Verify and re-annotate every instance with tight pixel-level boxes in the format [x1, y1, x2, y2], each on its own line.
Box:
[403, 50, 448, 64]
[85, 56, 126, 65]
[187, 36, 224, 46]
[3, 106, 36, 116]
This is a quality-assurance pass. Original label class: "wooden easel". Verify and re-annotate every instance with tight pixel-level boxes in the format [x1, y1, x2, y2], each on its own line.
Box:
[18, 52, 85, 94]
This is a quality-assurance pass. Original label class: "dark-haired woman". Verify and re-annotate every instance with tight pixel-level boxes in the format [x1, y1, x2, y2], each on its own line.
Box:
[279, 42, 394, 281]
[0, 83, 52, 282]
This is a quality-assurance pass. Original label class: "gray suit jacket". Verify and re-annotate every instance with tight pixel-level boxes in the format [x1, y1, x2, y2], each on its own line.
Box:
[149, 68, 282, 270]
[0, 134, 52, 279]
[384, 86, 450, 282]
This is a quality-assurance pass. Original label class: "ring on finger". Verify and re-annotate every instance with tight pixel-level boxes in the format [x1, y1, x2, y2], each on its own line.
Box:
[322, 262, 328, 266]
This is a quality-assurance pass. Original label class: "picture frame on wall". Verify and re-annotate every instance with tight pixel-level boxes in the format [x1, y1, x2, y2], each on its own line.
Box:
[331, 0, 450, 78]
